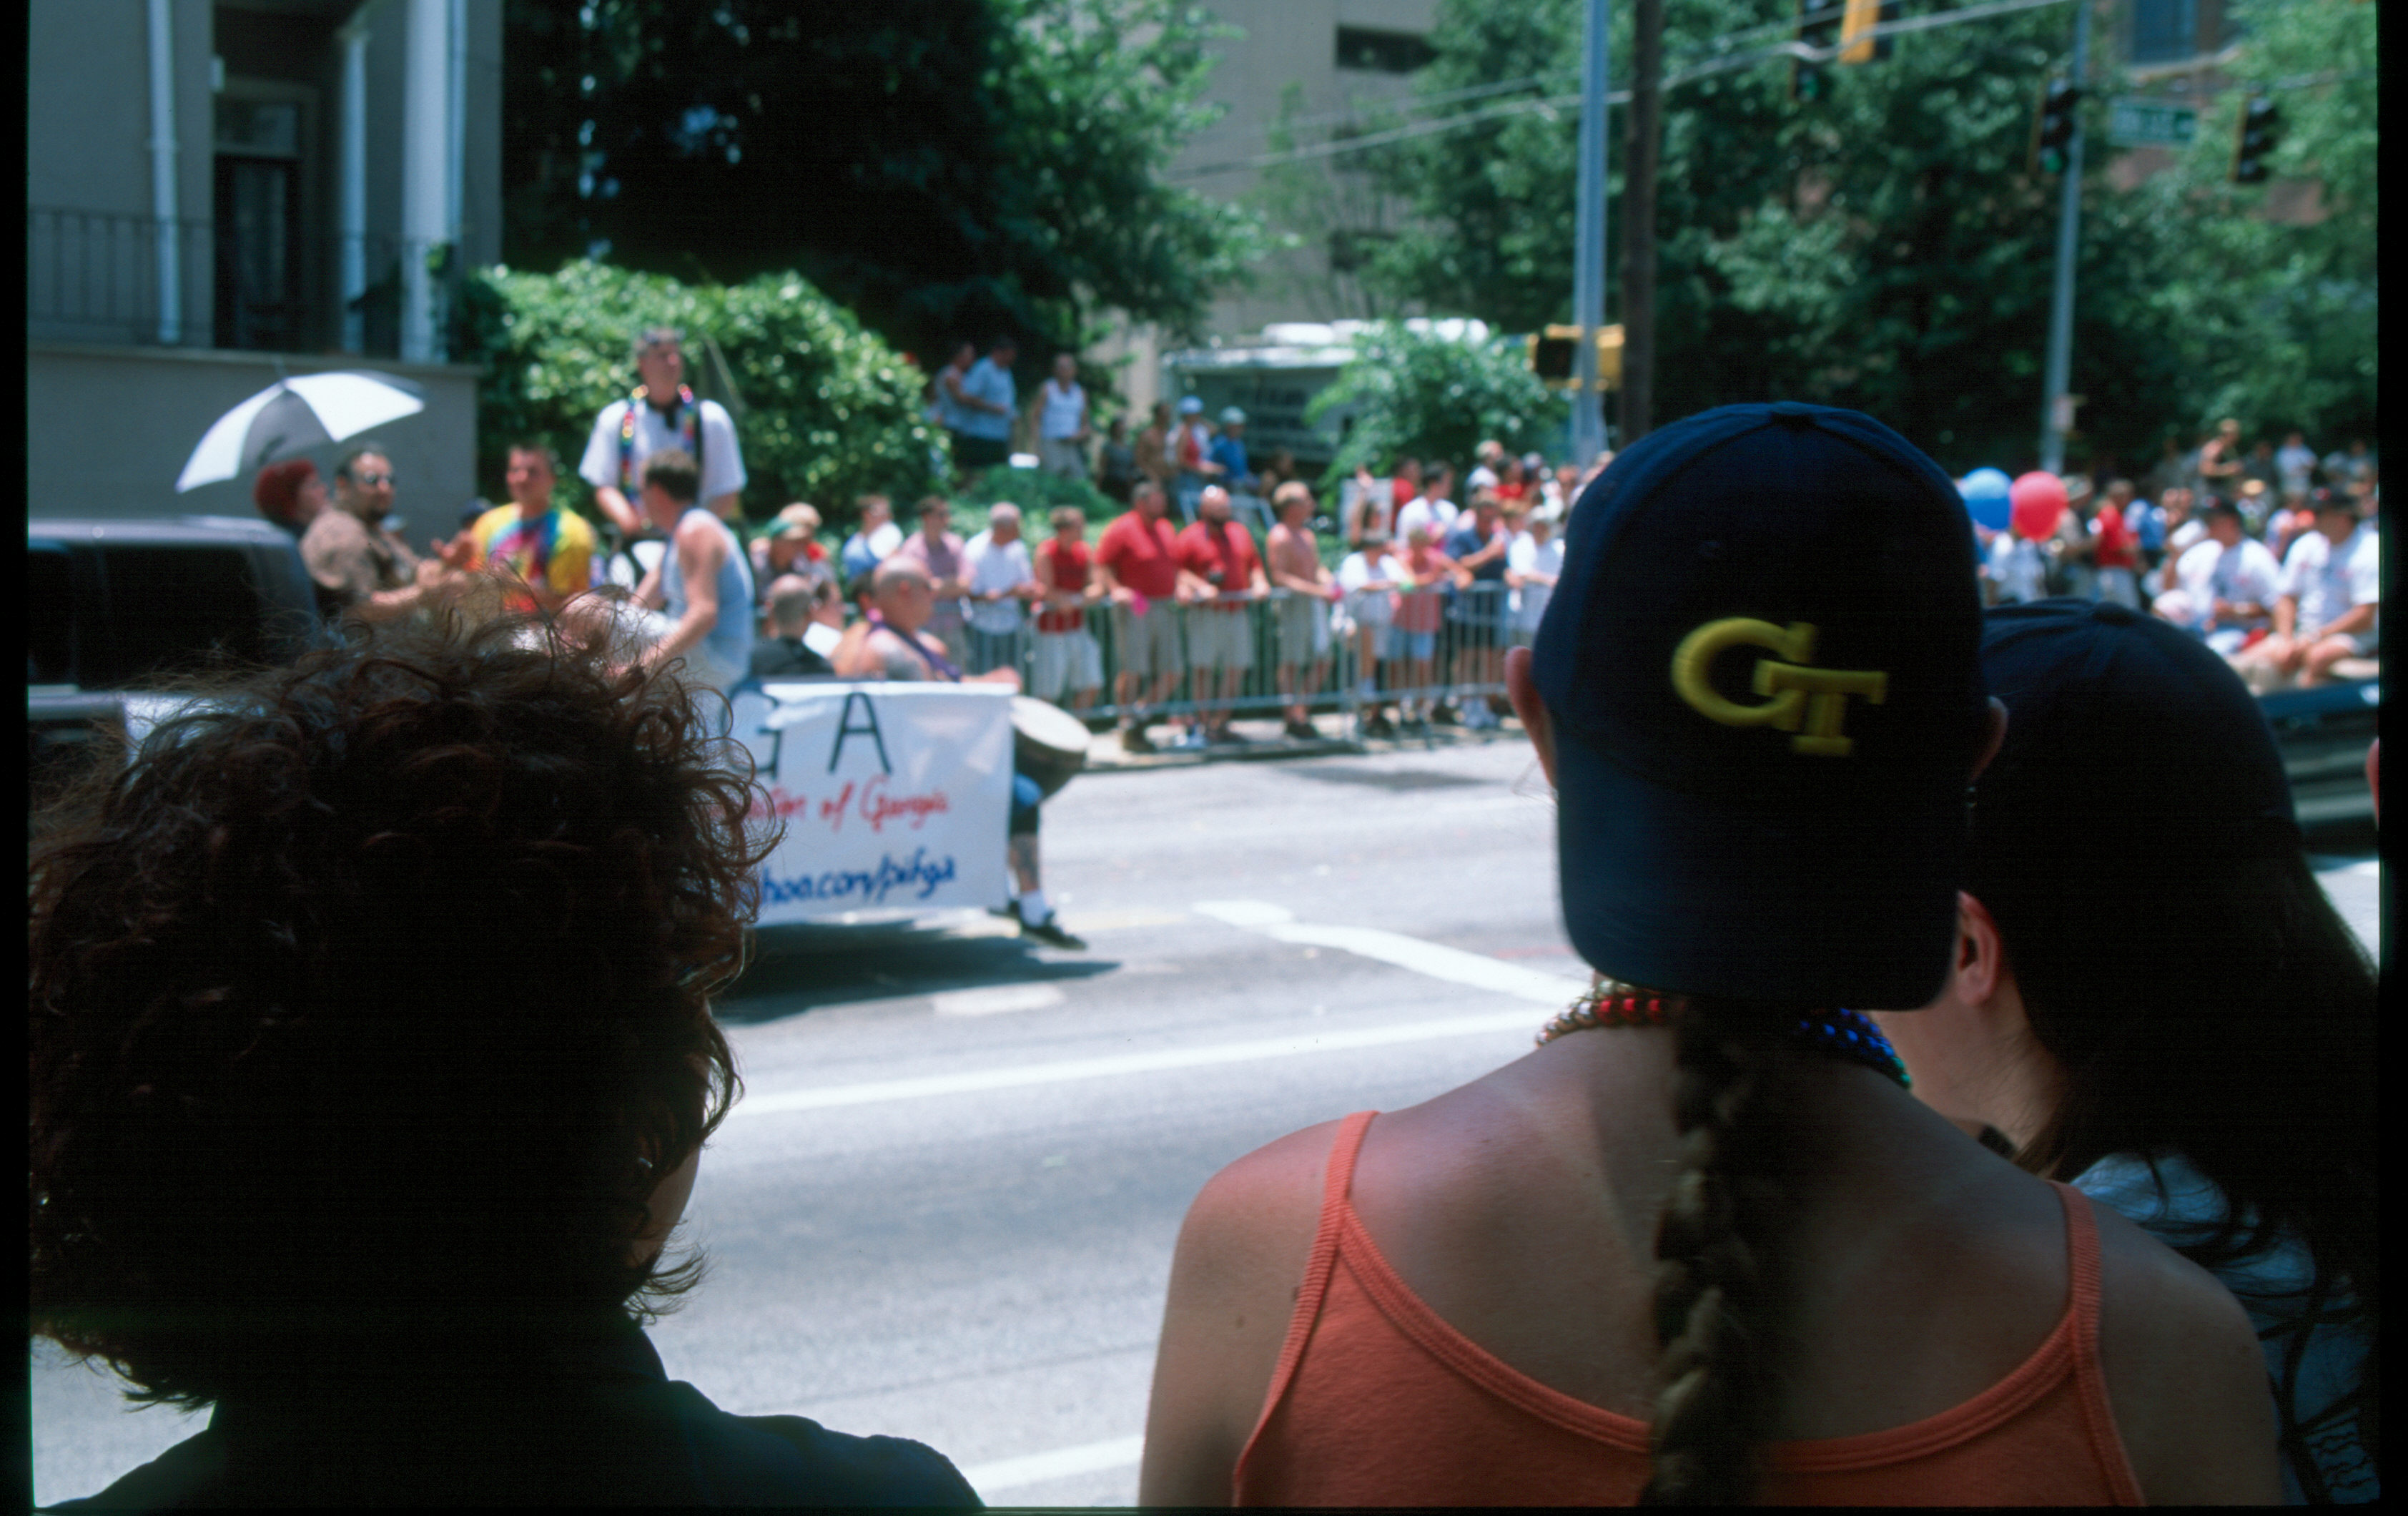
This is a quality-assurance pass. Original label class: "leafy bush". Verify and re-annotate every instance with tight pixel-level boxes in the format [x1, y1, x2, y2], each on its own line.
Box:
[950, 463, 1123, 526]
[1304, 323, 1561, 488]
[459, 260, 944, 531]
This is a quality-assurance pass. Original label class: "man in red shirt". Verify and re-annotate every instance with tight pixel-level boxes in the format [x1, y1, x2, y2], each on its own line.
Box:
[1095, 478, 1188, 752]
[1175, 485, 1270, 745]
[1032, 506, 1102, 713]
[2090, 479, 2142, 609]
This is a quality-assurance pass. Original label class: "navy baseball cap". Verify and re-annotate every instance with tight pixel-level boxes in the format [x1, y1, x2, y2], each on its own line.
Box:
[1976, 599, 2298, 859]
[1533, 403, 1990, 1008]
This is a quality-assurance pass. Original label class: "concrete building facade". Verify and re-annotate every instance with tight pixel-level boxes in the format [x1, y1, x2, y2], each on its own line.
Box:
[1097, 0, 1439, 416]
[26, 0, 501, 553]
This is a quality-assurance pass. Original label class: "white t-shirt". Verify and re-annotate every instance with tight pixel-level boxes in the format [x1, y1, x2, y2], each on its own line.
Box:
[961, 529, 1035, 634]
[1507, 531, 1564, 630]
[1037, 378, 1087, 441]
[2281, 526, 2380, 641]
[1396, 496, 1459, 546]
[2171, 537, 2281, 631]
[1337, 551, 1401, 626]
[580, 396, 746, 506]
[1985, 534, 2049, 604]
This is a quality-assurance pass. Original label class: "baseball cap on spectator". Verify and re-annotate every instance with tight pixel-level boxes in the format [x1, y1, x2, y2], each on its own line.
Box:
[1178, 396, 1204, 415]
[459, 498, 492, 530]
[1977, 600, 2296, 860]
[253, 458, 319, 523]
[1220, 406, 1247, 427]
[771, 503, 822, 541]
[2311, 488, 2357, 519]
[1532, 402, 1988, 1008]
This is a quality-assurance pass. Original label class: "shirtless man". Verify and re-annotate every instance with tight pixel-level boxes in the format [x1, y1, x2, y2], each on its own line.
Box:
[1265, 481, 1336, 740]
[834, 560, 1084, 950]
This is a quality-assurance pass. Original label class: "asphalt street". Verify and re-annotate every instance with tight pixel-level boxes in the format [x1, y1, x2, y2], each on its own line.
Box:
[30, 735, 2384, 1507]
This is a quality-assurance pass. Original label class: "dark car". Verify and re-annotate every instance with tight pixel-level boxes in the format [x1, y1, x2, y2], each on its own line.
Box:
[28, 516, 322, 811]
[2259, 675, 2382, 835]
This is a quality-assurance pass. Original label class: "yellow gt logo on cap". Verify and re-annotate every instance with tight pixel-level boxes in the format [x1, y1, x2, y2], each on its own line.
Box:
[1671, 618, 1888, 757]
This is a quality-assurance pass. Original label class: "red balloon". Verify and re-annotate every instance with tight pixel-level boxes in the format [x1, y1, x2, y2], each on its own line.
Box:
[2009, 471, 2067, 541]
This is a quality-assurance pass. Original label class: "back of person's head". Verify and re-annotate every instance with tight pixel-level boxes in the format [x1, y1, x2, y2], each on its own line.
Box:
[1531, 403, 1986, 1500]
[1967, 602, 2377, 1366]
[29, 616, 776, 1409]
[766, 573, 819, 630]
[1273, 480, 1311, 514]
[253, 458, 319, 523]
[643, 448, 701, 505]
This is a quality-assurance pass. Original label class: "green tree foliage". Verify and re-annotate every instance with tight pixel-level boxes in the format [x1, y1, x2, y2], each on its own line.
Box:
[501, 0, 1264, 367]
[460, 260, 943, 527]
[2126, 0, 2374, 446]
[1304, 323, 1561, 486]
[1334, 0, 2369, 472]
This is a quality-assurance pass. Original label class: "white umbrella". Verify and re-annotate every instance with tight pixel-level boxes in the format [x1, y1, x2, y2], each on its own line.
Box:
[175, 371, 426, 493]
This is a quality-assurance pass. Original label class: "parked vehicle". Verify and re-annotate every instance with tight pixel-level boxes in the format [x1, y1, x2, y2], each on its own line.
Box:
[27, 516, 320, 813]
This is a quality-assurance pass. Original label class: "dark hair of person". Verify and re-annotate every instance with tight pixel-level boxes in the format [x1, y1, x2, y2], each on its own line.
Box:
[643, 448, 701, 504]
[1640, 1000, 1812, 1505]
[1968, 825, 2379, 1492]
[29, 616, 779, 1410]
[508, 439, 562, 474]
[336, 443, 391, 481]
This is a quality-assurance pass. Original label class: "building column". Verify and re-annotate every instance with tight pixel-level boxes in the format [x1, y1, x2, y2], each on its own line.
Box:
[401, 0, 450, 363]
[339, 13, 370, 353]
[146, 0, 182, 345]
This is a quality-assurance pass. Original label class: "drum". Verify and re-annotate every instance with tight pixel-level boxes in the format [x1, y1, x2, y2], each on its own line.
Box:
[1011, 696, 1091, 799]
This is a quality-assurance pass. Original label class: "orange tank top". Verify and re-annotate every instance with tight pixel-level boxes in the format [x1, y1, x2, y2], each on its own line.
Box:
[1233, 1111, 2143, 1505]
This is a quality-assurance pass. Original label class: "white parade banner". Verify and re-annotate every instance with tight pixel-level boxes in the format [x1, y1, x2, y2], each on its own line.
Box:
[731, 682, 1014, 925]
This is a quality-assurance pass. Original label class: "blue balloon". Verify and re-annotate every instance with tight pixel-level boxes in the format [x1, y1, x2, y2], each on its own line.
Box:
[1959, 467, 2012, 531]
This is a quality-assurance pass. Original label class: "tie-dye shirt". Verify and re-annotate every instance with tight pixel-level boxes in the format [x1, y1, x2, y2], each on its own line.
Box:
[468, 503, 598, 610]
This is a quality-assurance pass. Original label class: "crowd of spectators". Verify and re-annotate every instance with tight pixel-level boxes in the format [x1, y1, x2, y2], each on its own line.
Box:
[1977, 421, 2379, 691]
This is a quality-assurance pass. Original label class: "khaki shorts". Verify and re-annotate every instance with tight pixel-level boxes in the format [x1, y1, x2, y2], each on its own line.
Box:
[1276, 595, 1331, 664]
[1032, 629, 1102, 699]
[1115, 602, 1185, 679]
[1188, 606, 1255, 671]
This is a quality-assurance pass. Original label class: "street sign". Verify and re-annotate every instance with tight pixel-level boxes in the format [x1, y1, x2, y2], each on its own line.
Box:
[2107, 97, 2198, 149]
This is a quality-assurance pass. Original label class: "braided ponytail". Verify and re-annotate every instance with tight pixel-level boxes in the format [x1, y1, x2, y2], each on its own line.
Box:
[1641, 1000, 1807, 1505]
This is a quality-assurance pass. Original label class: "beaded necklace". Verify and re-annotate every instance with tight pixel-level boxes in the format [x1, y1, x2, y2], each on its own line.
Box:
[618, 383, 700, 491]
[1536, 975, 1911, 1089]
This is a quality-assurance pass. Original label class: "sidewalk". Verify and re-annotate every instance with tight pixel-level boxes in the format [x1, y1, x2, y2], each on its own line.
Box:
[1078, 709, 1529, 773]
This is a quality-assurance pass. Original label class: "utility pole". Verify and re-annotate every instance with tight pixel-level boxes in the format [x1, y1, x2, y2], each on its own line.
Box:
[2038, 0, 2091, 473]
[1569, 0, 1612, 467]
[1621, 0, 1663, 445]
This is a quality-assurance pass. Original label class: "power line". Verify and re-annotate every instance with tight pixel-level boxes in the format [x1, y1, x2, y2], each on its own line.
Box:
[1170, 0, 2076, 181]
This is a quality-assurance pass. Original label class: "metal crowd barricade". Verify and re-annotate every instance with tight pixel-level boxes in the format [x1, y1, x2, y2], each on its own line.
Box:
[954, 581, 1521, 739]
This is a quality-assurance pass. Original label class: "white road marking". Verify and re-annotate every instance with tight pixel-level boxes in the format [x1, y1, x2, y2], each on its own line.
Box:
[728, 1008, 1536, 1118]
[959, 1433, 1145, 1494]
[729, 902, 1573, 1118]
[1060, 908, 1193, 932]
[932, 983, 1065, 1017]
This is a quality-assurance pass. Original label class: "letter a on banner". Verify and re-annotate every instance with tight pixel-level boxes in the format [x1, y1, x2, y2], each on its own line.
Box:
[829, 692, 892, 774]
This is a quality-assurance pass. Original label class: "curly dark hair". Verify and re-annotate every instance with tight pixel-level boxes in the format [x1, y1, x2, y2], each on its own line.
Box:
[29, 615, 780, 1409]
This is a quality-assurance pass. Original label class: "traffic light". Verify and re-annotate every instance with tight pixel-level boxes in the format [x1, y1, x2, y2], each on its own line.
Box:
[1793, 0, 1837, 102]
[2231, 94, 2281, 183]
[1529, 326, 1624, 391]
[1837, 0, 1897, 64]
[2031, 77, 2079, 176]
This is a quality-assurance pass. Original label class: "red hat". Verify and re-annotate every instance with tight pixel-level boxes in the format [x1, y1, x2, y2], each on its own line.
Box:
[254, 458, 320, 521]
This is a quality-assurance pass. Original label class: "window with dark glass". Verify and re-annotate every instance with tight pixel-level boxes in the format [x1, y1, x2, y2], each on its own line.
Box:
[94, 547, 270, 686]
[213, 97, 304, 352]
[2128, 0, 2198, 64]
[1335, 26, 1435, 74]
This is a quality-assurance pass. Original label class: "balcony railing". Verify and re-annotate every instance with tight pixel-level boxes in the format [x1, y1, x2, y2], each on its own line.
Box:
[27, 207, 450, 359]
